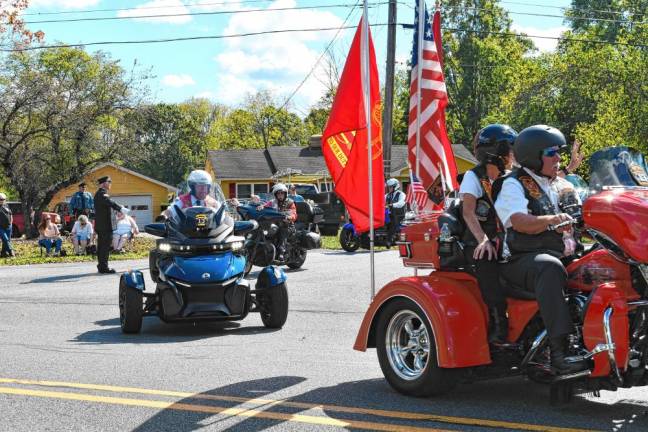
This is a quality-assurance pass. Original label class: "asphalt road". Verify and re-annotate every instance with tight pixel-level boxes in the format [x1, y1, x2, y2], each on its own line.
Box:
[1, 250, 648, 432]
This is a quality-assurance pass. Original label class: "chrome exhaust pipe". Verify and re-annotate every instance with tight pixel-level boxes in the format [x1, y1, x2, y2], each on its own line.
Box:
[603, 307, 624, 385]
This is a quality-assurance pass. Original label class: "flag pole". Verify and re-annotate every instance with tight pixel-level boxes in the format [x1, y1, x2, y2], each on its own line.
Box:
[415, 0, 425, 179]
[362, 1, 375, 300]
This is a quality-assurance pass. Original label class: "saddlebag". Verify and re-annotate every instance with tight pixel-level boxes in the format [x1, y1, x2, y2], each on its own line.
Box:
[437, 199, 469, 269]
[298, 231, 321, 249]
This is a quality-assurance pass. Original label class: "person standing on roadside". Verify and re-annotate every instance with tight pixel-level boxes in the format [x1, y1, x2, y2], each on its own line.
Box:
[0, 193, 14, 258]
[69, 182, 95, 217]
[94, 176, 129, 274]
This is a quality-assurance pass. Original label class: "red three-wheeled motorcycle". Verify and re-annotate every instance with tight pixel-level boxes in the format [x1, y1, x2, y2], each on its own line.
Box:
[354, 147, 648, 402]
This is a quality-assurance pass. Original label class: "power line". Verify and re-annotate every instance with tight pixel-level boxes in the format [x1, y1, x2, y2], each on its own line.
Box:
[498, 0, 646, 17]
[277, 1, 361, 113]
[20, 0, 276, 16]
[3, 22, 646, 53]
[19, 0, 647, 26]
[22, 2, 386, 25]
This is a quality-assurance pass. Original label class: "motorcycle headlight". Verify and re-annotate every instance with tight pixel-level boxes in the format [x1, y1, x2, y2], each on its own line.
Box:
[229, 241, 243, 252]
[158, 242, 172, 253]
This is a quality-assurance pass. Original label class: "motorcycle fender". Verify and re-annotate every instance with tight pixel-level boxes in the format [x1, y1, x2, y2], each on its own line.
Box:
[121, 270, 145, 292]
[353, 273, 491, 368]
[256, 265, 287, 290]
[583, 282, 630, 377]
[342, 223, 354, 232]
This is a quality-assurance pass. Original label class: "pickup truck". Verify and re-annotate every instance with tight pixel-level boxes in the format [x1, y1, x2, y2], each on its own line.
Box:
[291, 184, 345, 236]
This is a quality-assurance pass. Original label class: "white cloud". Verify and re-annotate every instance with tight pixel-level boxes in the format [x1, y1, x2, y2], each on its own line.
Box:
[162, 74, 196, 87]
[117, 0, 191, 25]
[512, 24, 569, 53]
[188, 0, 241, 12]
[214, 0, 347, 108]
[29, 0, 100, 8]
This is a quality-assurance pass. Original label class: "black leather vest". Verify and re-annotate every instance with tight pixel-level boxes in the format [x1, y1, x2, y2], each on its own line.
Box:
[462, 165, 499, 245]
[500, 169, 564, 256]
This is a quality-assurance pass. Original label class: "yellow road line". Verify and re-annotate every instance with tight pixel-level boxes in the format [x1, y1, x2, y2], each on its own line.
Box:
[0, 386, 451, 432]
[0, 377, 597, 432]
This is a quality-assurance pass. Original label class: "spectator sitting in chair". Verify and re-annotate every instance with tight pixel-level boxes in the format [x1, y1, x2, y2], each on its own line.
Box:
[71, 215, 94, 255]
[112, 211, 139, 253]
[0, 192, 15, 258]
[38, 214, 63, 257]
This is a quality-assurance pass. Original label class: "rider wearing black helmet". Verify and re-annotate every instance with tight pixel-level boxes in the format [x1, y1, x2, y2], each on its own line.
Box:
[494, 125, 587, 375]
[460, 124, 517, 345]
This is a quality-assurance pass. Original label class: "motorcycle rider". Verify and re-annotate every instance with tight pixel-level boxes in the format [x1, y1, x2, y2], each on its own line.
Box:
[385, 178, 406, 241]
[165, 170, 220, 219]
[494, 125, 588, 375]
[460, 124, 517, 345]
[259, 183, 296, 261]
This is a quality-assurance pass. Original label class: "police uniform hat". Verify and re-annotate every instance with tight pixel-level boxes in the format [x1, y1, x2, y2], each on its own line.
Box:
[97, 176, 111, 184]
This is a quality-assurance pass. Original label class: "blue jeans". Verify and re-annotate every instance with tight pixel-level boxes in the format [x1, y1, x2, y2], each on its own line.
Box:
[0, 227, 12, 255]
[39, 238, 62, 254]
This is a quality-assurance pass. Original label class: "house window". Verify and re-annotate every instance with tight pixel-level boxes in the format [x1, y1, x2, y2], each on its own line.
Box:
[236, 184, 251, 198]
[236, 183, 268, 198]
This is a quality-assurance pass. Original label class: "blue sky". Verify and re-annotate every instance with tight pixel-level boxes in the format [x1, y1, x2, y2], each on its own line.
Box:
[22, 0, 572, 115]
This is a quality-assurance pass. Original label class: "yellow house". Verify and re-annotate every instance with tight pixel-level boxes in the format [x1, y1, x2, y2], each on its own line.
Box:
[206, 138, 477, 198]
[48, 162, 177, 228]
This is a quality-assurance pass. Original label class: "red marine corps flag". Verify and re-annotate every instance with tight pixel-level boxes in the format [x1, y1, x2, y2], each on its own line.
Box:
[322, 17, 384, 233]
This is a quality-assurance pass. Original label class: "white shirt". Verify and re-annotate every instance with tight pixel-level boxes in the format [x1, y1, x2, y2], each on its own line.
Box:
[386, 190, 406, 209]
[459, 170, 484, 199]
[495, 168, 574, 228]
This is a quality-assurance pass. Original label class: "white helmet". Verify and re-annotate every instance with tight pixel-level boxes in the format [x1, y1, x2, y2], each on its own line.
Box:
[187, 170, 212, 195]
[0, 192, 6, 200]
[386, 178, 400, 190]
[272, 183, 288, 197]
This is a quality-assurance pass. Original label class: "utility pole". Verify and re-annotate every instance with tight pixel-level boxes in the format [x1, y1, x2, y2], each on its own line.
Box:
[382, 0, 397, 179]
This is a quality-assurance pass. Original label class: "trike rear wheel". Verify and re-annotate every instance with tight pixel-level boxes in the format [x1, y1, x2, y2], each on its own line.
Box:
[376, 298, 457, 397]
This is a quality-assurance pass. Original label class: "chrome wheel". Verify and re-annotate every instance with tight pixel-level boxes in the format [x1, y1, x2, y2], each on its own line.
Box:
[385, 309, 430, 381]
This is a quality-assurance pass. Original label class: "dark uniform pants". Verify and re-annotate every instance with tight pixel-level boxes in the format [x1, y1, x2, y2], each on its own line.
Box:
[96, 230, 112, 271]
[500, 252, 573, 338]
[465, 246, 506, 310]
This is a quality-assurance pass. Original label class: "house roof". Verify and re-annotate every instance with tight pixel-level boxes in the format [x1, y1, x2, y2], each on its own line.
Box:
[90, 162, 177, 191]
[207, 144, 477, 180]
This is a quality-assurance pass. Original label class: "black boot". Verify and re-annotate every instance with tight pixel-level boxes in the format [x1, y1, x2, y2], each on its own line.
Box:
[550, 336, 589, 375]
[488, 307, 509, 345]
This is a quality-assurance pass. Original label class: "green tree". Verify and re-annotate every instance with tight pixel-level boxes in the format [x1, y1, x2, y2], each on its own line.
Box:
[127, 99, 226, 186]
[0, 46, 145, 234]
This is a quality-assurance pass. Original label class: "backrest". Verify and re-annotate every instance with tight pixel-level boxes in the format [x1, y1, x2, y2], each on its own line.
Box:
[294, 201, 314, 223]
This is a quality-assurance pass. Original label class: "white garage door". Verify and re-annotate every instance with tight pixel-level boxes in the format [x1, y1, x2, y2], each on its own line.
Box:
[113, 195, 153, 229]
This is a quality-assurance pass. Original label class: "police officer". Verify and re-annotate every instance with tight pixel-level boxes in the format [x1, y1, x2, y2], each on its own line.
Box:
[494, 125, 586, 374]
[460, 124, 517, 345]
[385, 178, 406, 240]
[94, 176, 129, 274]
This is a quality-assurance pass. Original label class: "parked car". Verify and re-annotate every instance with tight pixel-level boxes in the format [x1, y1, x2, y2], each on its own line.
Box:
[6, 201, 61, 238]
[52, 201, 75, 232]
[289, 184, 346, 236]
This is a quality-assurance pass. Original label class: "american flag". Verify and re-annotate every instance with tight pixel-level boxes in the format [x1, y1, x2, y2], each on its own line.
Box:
[406, 174, 429, 211]
[408, 3, 458, 193]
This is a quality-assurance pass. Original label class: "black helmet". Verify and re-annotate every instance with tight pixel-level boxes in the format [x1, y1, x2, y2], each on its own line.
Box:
[472, 124, 518, 171]
[514, 125, 567, 171]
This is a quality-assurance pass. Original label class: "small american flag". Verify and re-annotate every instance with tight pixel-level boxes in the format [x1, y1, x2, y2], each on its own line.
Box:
[406, 175, 429, 211]
[408, 3, 458, 193]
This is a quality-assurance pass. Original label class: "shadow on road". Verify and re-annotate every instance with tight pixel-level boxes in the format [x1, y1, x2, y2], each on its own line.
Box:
[21, 272, 101, 284]
[132, 377, 648, 431]
[72, 318, 279, 345]
[133, 376, 307, 432]
[321, 249, 392, 256]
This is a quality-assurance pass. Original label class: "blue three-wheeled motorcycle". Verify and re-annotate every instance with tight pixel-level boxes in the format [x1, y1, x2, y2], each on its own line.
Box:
[118, 198, 289, 334]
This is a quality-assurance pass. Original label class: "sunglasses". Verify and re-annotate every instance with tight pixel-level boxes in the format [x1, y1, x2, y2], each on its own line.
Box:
[542, 147, 562, 157]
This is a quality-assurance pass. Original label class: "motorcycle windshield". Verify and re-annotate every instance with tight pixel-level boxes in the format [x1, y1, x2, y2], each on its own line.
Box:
[589, 147, 648, 190]
[167, 184, 234, 240]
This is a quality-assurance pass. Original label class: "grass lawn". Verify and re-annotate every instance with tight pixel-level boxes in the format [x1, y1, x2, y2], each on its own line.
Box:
[0, 232, 347, 266]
